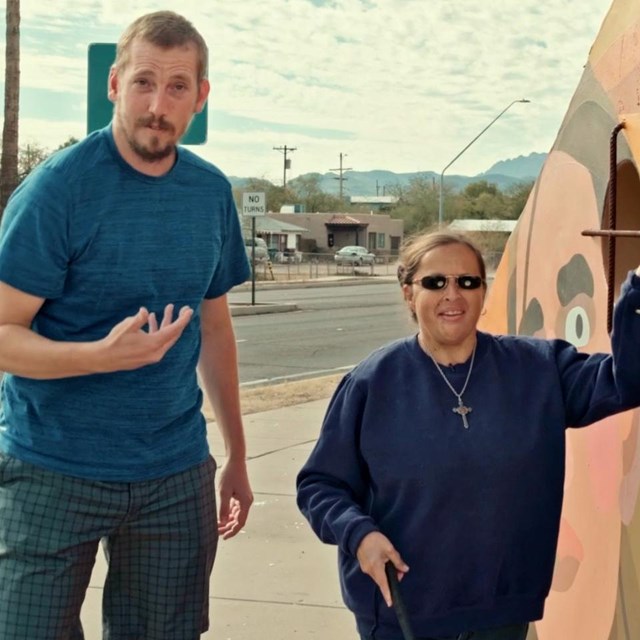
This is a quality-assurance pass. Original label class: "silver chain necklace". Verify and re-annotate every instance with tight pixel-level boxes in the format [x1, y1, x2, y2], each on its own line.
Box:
[426, 344, 476, 429]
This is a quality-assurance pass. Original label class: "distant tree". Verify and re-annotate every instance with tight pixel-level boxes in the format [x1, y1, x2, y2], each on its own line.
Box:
[463, 180, 499, 199]
[288, 174, 323, 211]
[17, 142, 49, 181]
[387, 176, 440, 234]
[0, 0, 21, 218]
[54, 136, 80, 151]
[13, 136, 83, 185]
[384, 176, 531, 236]
[504, 180, 534, 218]
[241, 177, 273, 194]
[289, 173, 344, 212]
[455, 181, 506, 220]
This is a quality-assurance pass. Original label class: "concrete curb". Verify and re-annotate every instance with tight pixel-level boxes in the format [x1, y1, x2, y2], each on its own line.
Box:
[230, 302, 299, 317]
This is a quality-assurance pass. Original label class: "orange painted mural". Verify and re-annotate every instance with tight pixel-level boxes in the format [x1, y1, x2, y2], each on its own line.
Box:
[480, 1, 640, 637]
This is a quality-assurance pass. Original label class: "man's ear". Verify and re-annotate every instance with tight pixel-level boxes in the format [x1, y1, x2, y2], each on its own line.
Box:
[195, 79, 210, 113]
[107, 65, 118, 103]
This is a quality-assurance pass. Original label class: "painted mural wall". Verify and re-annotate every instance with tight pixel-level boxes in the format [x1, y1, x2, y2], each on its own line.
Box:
[479, 1, 640, 637]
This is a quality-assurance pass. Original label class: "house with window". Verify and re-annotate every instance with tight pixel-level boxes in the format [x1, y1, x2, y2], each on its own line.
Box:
[242, 216, 308, 254]
[267, 211, 403, 255]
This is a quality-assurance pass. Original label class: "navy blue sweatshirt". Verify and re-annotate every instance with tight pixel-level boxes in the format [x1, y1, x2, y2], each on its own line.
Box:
[296, 272, 640, 639]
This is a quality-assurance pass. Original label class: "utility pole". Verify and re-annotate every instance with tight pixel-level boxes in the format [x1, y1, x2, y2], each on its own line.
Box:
[273, 145, 297, 187]
[331, 152, 352, 201]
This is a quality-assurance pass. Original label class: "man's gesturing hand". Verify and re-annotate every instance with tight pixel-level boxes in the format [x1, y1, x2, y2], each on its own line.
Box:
[217, 458, 253, 540]
[97, 304, 193, 372]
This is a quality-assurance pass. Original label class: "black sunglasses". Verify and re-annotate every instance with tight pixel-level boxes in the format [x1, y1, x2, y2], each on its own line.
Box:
[413, 274, 484, 291]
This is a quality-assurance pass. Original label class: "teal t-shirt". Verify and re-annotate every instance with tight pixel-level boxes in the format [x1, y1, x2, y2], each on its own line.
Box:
[0, 126, 250, 481]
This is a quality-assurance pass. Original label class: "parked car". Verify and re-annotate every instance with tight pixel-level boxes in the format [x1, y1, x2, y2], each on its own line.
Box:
[244, 237, 269, 263]
[334, 245, 376, 266]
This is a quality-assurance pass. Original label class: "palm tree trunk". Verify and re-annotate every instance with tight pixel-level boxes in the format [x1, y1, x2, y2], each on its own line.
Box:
[0, 0, 20, 219]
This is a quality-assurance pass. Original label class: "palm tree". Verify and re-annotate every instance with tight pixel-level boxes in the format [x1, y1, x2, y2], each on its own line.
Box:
[0, 0, 20, 218]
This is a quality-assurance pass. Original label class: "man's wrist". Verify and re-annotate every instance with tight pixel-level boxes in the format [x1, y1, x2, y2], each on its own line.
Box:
[72, 340, 108, 375]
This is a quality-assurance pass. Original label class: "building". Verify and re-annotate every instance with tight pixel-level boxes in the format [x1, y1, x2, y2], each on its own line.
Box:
[268, 211, 403, 255]
[242, 215, 308, 253]
[447, 219, 517, 234]
[349, 195, 399, 211]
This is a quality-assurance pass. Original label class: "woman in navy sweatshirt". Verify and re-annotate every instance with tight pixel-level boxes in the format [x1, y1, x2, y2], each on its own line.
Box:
[296, 231, 640, 640]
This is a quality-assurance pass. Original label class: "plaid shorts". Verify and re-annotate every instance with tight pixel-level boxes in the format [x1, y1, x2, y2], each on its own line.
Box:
[0, 451, 218, 640]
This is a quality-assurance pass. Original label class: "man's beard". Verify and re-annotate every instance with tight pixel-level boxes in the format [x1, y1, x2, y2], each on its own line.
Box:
[127, 115, 176, 163]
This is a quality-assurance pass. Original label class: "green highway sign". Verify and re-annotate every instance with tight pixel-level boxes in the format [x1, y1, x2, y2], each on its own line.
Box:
[86, 43, 208, 145]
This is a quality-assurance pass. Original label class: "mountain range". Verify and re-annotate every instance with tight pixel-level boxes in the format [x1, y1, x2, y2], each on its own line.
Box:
[228, 152, 547, 196]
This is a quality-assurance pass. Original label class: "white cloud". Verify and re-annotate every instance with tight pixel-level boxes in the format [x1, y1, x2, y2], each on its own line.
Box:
[1, 0, 614, 183]
[18, 117, 86, 149]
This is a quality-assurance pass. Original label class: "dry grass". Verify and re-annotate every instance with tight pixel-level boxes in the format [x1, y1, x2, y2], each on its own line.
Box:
[201, 373, 344, 421]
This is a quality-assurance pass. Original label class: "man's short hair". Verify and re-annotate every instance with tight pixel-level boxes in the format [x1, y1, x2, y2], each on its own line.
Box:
[114, 11, 208, 82]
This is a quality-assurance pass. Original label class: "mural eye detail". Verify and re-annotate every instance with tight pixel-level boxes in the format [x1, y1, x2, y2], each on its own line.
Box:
[565, 306, 590, 347]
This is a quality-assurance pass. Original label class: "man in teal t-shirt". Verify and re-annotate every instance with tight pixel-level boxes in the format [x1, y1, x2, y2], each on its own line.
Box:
[0, 11, 252, 639]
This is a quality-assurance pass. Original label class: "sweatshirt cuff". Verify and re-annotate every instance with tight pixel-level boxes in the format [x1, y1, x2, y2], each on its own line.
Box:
[345, 519, 379, 557]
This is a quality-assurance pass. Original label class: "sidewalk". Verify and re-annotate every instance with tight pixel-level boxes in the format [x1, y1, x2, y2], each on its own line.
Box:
[79, 398, 356, 639]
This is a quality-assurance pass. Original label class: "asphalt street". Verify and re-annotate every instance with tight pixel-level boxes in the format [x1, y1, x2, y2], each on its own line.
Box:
[229, 279, 414, 385]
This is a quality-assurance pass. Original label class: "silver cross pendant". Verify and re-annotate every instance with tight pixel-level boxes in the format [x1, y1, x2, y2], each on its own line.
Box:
[452, 399, 472, 429]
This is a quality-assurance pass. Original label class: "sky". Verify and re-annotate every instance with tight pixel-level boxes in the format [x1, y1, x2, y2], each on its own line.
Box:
[0, 0, 615, 186]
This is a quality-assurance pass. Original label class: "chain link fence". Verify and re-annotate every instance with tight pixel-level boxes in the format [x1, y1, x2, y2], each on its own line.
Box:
[249, 250, 503, 281]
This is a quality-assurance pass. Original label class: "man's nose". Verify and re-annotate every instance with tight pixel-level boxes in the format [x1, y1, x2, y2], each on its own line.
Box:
[148, 89, 170, 116]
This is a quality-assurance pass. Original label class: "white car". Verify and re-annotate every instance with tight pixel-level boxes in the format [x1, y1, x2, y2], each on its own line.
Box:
[334, 245, 376, 266]
[244, 237, 269, 262]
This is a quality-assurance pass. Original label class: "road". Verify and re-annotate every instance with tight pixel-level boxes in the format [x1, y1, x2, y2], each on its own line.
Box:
[228, 281, 414, 385]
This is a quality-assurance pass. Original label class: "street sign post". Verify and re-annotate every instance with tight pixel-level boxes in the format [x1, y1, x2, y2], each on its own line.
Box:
[87, 43, 208, 144]
[241, 192, 266, 305]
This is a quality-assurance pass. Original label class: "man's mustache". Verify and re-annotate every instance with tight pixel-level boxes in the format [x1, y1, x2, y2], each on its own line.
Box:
[136, 116, 174, 133]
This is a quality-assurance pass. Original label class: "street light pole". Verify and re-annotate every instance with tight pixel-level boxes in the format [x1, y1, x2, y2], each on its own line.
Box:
[438, 99, 530, 226]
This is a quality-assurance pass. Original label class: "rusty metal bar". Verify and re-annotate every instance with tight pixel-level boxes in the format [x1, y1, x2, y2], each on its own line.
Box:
[606, 123, 626, 334]
[582, 229, 640, 238]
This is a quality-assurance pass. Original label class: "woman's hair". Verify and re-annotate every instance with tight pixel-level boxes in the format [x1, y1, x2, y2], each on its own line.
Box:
[397, 231, 487, 286]
[114, 11, 208, 83]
